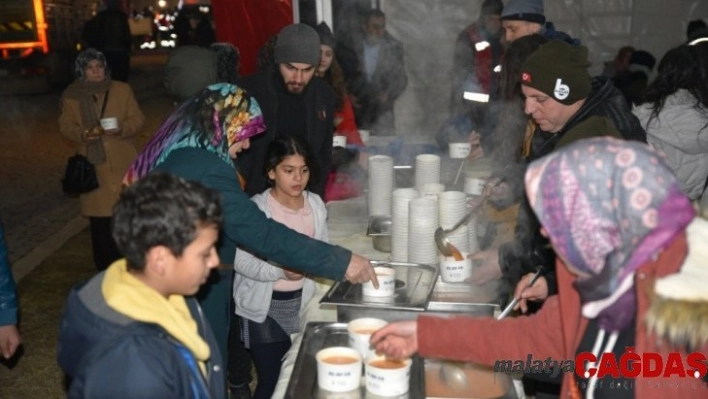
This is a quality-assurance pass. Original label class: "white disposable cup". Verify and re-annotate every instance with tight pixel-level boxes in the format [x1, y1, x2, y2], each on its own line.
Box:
[333, 135, 347, 147]
[358, 129, 370, 144]
[365, 355, 412, 396]
[316, 347, 362, 392]
[449, 142, 472, 159]
[439, 254, 473, 283]
[464, 177, 486, 196]
[100, 117, 118, 130]
[347, 318, 388, 360]
[362, 267, 396, 297]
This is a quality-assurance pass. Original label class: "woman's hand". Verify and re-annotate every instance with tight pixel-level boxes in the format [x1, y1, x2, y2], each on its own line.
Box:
[468, 131, 484, 161]
[513, 274, 548, 313]
[468, 249, 502, 285]
[283, 268, 305, 281]
[0, 325, 21, 359]
[370, 321, 418, 360]
[83, 126, 103, 141]
[102, 127, 122, 136]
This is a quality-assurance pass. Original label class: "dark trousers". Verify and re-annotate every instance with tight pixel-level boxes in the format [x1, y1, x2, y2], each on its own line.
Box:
[228, 308, 254, 388]
[250, 338, 291, 399]
[89, 217, 121, 271]
[102, 50, 130, 82]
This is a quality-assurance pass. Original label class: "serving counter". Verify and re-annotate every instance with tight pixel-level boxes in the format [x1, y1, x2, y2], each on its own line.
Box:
[271, 196, 524, 398]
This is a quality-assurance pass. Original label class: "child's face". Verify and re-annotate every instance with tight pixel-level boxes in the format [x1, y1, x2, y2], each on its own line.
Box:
[165, 225, 220, 295]
[268, 154, 310, 198]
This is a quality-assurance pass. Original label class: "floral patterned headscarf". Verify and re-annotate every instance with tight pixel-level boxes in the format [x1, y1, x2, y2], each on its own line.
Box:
[123, 83, 265, 186]
[525, 137, 695, 331]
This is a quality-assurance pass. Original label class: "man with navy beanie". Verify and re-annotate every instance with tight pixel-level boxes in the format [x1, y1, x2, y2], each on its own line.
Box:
[501, 0, 578, 45]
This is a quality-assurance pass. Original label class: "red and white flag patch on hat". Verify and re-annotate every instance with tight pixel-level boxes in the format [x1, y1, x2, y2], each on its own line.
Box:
[521, 72, 531, 83]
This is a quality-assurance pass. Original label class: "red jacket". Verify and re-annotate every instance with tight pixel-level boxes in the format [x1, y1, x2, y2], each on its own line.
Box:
[418, 234, 708, 399]
[334, 96, 363, 147]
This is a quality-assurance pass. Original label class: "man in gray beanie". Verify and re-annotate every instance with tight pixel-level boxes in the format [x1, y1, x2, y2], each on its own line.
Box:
[501, 0, 578, 45]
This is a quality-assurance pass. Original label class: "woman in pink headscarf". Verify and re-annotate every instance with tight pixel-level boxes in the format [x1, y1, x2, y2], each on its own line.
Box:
[371, 137, 708, 399]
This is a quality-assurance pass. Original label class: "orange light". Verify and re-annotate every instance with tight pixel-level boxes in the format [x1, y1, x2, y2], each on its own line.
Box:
[0, 0, 48, 54]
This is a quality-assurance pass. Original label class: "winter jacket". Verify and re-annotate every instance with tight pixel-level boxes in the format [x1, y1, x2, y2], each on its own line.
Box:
[164, 46, 217, 102]
[233, 189, 327, 323]
[633, 89, 708, 201]
[239, 70, 336, 197]
[336, 30, 407, 134]
[153, 147, 350, 280]
[418, 232, 708, 399]
[57, 270, 226, 399]
[499, 77, 644, 297]
[59, 80, 145, 216]
[0, 221, 17, 327]
[449, 22, 504, 115]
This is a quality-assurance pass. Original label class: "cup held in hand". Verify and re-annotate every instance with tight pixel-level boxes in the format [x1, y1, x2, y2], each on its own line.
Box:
[362, 267, 396, 297]
[449, 142, 472, 159]
[100, 117, 118, 130]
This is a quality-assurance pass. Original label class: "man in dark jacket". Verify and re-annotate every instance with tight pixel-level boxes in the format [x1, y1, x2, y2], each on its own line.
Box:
[81, 0, 132, 81]
[473, 40, 646, 299]
[239, 24, 335, 197]
[0, 220, 20, 361]
[336, 9, 407, 136]
[500, 0, 579, 45]
[58, 173, 227, 399]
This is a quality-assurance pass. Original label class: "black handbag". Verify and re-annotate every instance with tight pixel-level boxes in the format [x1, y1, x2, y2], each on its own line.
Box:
[62, 153, 99, 195]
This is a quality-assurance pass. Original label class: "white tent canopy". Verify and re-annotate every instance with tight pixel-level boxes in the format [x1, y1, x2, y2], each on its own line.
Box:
[311, 0, 706, 138]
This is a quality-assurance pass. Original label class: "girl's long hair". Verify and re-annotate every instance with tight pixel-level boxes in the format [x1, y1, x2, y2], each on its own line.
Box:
[264, 136, 319, 190]
[321, 56, 347, 111]
[644, 43, 708, 126]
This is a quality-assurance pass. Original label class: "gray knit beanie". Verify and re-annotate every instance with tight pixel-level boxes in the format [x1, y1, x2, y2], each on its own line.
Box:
[274, 23, 320, 66]
[501, 0, 546, 24]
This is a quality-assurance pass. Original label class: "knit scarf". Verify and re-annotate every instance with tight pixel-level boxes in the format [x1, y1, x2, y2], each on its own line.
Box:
[62, 78, 112, 164]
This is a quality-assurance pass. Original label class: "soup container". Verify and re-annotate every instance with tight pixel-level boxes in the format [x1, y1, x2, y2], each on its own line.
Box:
[365, 355, 412, 396]
[347, 318, 388, 359]
[316, 347, 362, 392]
[100, 117, 118, 130]
[362, 267, 396, 297]
[464, 176, 486, 196]
[439, 254, 473, 283]
[448, 142, 471, 159]
[333, 135, 347, 147]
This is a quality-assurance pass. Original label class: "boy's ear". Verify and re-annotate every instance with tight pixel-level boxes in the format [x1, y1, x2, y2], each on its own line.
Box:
[145, 246, 172, 276]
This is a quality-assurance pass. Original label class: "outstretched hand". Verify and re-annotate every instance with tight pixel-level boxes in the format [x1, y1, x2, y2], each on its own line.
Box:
[345, 254, 379, 288]
[467, 249, 502, 285]
[0, 325, 21, 359]
[513, 274, 548, 313]
[370, 320, 418, 360]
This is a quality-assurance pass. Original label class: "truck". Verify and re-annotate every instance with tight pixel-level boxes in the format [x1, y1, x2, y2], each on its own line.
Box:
[0, 0, 94, 93]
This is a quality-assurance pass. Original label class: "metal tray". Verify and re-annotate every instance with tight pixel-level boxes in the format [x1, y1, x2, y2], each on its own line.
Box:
[284, 322, 425, 399]
[320, 262, 439, 312]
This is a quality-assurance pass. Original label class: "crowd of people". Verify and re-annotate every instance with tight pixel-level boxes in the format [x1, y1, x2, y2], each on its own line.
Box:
[0, 1, 706, 399]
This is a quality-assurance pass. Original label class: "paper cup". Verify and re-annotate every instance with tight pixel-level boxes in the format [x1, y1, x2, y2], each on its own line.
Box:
[347, 318, 388, 360]
[365, 355, 412, 396]
[439, 254, 472, 283]
[316, 347, 362, 392]
[464, 177, 486, 196]
[449, 142, 471, 159]
[358, 129, 370, 144]
[333, 135, 347, 147]
[100, 117, 118, 130]
[362, 267, 396, 297]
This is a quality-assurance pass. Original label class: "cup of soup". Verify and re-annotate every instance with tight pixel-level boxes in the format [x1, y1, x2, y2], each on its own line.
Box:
[316, 347, 362, 392]
[333, 135, 347, 147]
[362, 267, 396, 297]
[347, 317, 388, 360]
[439, 254, 472, 283]
[449, 142, 472, 159]
[365, 355, 412, 396]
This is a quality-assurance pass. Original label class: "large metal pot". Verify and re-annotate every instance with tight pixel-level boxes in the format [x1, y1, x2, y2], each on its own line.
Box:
[367, 216, 392, 252]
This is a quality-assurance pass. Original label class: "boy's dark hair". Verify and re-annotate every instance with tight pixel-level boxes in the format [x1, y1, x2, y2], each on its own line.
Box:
[264, 136, 319, 189]
[112, 172, 223, 270]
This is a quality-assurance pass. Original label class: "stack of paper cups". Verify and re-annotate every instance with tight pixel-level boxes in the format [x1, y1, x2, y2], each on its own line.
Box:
[414, 154, 441, 191]
[367, 155, 394, 217]
[438, 191, 470, 253]
[391, 188, 420, 262]
[408, 198, 439, 265]
[420, 183, 445, 202]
